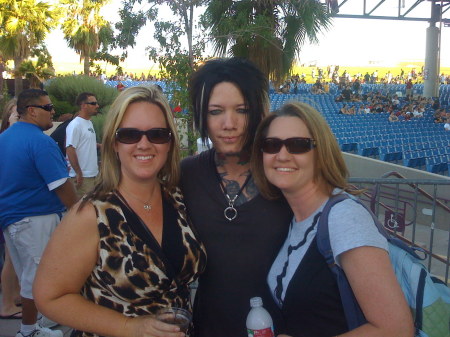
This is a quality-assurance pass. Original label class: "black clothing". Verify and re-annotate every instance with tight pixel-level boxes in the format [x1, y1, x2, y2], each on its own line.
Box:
[281, 238, 348, 337]
[181, 149, 292, 337]
[50, 117, 74, 156]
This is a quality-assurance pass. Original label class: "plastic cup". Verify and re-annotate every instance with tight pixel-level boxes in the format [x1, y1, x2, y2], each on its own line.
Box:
[156, 307, 192, 332]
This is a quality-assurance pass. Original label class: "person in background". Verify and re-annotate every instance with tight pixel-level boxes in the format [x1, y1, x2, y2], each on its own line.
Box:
[65, 92, 100, 198]
[116, 81, 125, 92]
[0, 89, 77, 337]
[0, 98, 22, 320]
[181, 58, 292, 337]
[34, 86, 206, 337]
[0, 97, 19, 132]
[388, 111, 399, 122]
[252, 101, 414, 337]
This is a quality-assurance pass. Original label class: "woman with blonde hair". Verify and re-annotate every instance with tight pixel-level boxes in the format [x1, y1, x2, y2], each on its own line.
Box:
[0, 98, 19, 133]
[252, 101, 414, 337]
[34, 86, 206, 337]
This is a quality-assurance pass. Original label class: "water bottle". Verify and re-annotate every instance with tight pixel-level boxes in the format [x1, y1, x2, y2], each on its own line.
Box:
[246, 297, 274, 337]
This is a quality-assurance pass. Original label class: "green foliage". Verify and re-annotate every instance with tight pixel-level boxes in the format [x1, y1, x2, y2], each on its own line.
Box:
[202, 0, 332, 84]
[19, 44, 55, 87]
[91, 109, 109, 142]
[45, 75, 118, 133]
[115, 3, 158, 56]
[0, 0, 60, 95]
[117, 0, 207, 154]
[60, 0, 119, 75]
[48, 96, 76, 119]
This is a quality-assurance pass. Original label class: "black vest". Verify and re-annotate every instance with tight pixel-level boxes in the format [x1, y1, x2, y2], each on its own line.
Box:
[280, 237, 348, 337]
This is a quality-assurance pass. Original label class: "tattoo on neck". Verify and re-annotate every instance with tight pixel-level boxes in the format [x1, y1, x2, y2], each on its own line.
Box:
[215, 151, 250, 167]
[217, 169, 258, 206]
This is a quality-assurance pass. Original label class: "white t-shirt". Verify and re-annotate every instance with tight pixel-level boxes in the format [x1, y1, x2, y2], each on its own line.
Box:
[65, 116, 98, 178]
[196, 137, 213, 153]
[268, 194, 388, 304]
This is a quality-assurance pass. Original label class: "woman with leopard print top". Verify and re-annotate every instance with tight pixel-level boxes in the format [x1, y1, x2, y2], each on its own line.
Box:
[34, 86, 206, 337]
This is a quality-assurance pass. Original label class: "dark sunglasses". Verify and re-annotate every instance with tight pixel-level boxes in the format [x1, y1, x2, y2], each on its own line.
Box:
[261, 137, 316, 154]
[26, 104, 54, 112]
[115, 128, 172, 144]
[84, 101, 98, 106]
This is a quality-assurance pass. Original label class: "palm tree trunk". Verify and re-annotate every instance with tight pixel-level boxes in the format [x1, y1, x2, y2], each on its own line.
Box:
[13, 56, 23, 97]
[0, 60, 5, 97]
[84, 57, 90, 76]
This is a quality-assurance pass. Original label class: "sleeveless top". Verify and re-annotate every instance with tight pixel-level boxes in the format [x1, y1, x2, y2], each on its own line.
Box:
[181, 149, 292, 337]
[281, 237, 348, 337]
[71, 187, 206, 337]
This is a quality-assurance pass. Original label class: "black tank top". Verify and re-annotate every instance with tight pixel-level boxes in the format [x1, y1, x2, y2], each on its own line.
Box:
[281, 237, 348, 337]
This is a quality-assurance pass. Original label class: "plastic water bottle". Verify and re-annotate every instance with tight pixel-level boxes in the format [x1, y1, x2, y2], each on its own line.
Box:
[246, 297, 274, 337]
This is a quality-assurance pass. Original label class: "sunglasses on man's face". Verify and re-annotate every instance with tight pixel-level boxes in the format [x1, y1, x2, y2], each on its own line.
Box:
[84, 101, 98, 106]
[261, 137, 316, 154]
[115, 128, 172, 144]
[25, 104, 54, 112]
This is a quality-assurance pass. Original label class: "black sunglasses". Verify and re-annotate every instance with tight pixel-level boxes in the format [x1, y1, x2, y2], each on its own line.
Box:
[26, 104, 54, 112]
[115, 128, 172, 144]
[261, 137, 316, 154]
[84, 101, 98, 106]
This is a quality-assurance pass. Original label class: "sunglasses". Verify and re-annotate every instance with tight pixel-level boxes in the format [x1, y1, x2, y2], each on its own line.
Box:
[115, 128, 172, 144]
[261, 137, 316, 154]
[26, 104, 54, 112]
[84, 101, 98, 106]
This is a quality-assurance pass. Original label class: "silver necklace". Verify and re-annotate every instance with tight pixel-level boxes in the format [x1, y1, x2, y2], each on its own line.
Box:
[120, 188, 152, 212]
[216, 172, 252, 221]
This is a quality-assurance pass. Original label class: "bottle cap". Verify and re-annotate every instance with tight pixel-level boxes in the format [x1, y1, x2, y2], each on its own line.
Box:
[250, 297, 263, 307]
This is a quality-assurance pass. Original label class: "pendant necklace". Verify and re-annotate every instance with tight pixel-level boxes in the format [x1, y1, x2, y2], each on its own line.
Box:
[215, 170, 252, 221]
[120, 188, 152, 212]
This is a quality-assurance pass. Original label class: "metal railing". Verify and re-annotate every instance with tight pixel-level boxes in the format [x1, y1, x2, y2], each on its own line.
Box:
[349, 172, 450, 284]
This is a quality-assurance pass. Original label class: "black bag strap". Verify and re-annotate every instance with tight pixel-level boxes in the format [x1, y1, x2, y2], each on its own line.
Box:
[316, 193, 367, 330]
[316, 193, 427, 332]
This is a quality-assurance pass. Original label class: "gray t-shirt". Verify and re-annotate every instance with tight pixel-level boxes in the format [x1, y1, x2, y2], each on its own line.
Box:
[268, 194, 388, 304]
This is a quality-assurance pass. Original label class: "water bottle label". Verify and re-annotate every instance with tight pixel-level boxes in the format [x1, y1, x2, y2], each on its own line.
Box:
[247, 327, 274, 337]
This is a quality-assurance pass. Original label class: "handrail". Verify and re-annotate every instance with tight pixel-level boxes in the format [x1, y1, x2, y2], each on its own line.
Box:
[349, 173, 450, 283]
[380, 171, 450, 213]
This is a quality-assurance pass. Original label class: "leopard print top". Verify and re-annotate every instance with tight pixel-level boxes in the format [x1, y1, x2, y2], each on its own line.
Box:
[71, 187, 206, 337]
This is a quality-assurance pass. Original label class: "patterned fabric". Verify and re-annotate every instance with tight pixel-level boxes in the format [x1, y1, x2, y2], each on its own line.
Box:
[71, 187, 206, 337]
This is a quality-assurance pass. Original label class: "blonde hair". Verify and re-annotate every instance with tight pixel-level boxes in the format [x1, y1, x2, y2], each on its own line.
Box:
[252, 101, 360, 199]
[1, 98, 18, 133]
[82, 86, 180, 205]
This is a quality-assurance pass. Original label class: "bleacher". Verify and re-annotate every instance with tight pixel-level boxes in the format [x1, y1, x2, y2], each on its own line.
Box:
[269, 90, 450, 176]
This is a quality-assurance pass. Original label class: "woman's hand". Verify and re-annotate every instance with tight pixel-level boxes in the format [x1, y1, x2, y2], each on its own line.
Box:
[125, 315, 186, 337]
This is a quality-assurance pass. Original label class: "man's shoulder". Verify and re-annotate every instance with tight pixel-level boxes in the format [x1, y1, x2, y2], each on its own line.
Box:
[67, 116, 83, 126]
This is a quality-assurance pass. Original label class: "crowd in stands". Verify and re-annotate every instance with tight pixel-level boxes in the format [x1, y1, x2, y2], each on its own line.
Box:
[271, 65, 450, 129]
[335, 91, 438, 121]
[276, 66, 450, 95]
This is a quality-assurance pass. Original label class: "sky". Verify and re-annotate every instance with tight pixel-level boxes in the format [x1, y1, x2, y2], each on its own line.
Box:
[44, 0, 450, 75]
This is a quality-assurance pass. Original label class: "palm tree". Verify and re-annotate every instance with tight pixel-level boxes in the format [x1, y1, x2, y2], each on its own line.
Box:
[61, 0, 113, 75]
[0, 0, 59, 96]
[19, 45, 55, 89]
[202, 0, 332, 83]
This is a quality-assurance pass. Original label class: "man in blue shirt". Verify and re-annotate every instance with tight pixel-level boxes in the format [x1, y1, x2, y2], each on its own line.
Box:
[0, 89, 77, 337]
